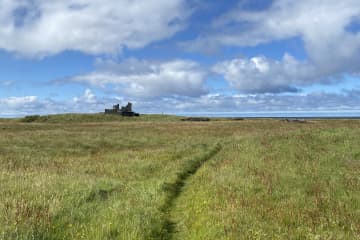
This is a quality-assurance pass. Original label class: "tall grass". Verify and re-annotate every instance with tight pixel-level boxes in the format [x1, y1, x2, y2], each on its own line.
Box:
[171, 121, 360, 239]
[0, 116, 359, 239]
[0, 119, 217, 239]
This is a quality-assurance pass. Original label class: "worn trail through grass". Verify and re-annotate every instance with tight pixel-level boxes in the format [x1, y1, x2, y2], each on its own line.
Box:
[1, 117, 359, 239]
[151, 143, 222, 240]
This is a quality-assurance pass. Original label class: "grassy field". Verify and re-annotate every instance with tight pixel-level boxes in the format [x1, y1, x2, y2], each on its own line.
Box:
[0, 114, 359, 239]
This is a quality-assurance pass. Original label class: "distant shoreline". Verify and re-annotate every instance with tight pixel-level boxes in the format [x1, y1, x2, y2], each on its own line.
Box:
[225, 116, 360, 119]
[177, 112, 360, 119]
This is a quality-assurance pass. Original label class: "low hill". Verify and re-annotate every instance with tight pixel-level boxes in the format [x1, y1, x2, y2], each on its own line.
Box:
[17, 113, 182, 123]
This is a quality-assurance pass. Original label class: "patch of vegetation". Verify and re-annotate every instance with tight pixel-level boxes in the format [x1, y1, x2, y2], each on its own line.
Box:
[0, 118, 359, 239]
[171, 122, 360, 240]
[181, 117, 211, 122]
[16, 113, 182, 124]
[20, 115, 42, 123]
[151, 143, 222, 239]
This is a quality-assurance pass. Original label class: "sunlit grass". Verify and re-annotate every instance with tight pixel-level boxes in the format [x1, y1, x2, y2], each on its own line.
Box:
[171, 122, 360, 239]
[0, 116, 359, 239]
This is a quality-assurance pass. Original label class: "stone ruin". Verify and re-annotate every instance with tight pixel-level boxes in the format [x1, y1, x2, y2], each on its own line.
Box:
[105, 102, 140, 116]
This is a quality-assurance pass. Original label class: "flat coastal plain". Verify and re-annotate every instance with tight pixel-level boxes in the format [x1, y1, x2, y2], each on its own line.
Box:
[0, 115, 359, 239]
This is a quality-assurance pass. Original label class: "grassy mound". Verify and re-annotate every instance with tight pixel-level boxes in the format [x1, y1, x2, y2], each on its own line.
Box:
[18, 113, 182, 123]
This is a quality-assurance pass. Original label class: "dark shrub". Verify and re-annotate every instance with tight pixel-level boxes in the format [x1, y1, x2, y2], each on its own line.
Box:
[21, 115, 41, 123]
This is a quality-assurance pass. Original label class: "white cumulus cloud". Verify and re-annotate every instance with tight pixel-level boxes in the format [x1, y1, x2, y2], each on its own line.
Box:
[70, 58, 208, 98]
[213, 54, 317, 93]
[190, 0, 360, 93]
[73, 89, 97, 104]
[0, 96, 38, 107]
[1, 89, 360, 117]
[0, 0, 188, 57]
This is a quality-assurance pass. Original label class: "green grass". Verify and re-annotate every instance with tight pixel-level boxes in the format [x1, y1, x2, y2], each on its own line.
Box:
[0, 115, 359, 239]
[18, 113, 182, 123]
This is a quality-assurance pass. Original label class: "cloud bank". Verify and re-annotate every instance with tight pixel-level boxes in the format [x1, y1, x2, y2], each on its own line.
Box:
[1, 89, 360, 117]
[189, 0, 360, 93]
[212, 54, 317, 93]
[0, 0, 188, 57]
[70, 58, 207, 98]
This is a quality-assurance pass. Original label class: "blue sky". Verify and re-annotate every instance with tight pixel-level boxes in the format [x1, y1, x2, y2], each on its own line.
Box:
[0, 0, 359, 117]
